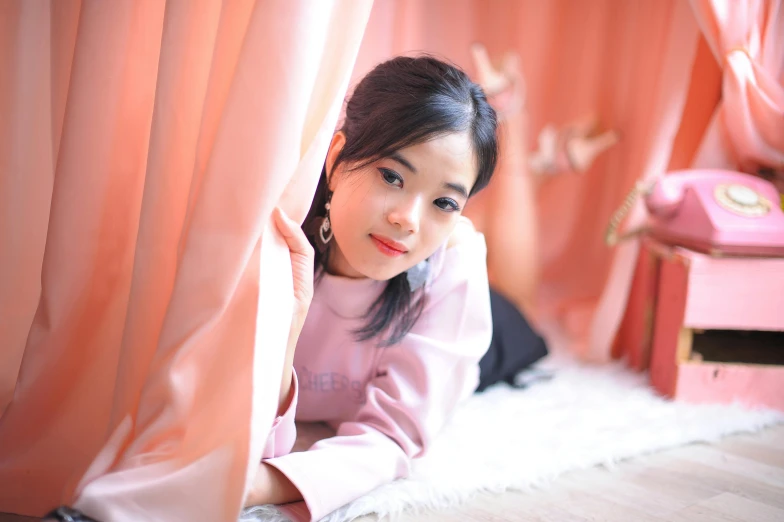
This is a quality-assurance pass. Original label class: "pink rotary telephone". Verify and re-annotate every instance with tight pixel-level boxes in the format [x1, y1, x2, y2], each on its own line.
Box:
[607, 169, 784, 257]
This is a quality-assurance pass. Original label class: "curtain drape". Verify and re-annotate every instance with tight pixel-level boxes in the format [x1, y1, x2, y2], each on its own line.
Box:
[0, 1, 371, 520]
[690, 0, 784, 173]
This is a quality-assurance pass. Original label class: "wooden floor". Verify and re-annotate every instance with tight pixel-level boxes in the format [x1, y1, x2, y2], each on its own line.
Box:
[3, 424, 783, 522]
[355, 424, 784, 522]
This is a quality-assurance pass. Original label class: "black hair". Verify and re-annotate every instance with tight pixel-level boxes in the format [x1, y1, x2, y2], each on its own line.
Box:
[304, 55, 499, 346]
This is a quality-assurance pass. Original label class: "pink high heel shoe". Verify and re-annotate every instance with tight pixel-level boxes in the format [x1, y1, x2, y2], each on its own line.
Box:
[471, 43, 619, 175]
[470, 43, 525, 122]
[529, 115, 620, 176]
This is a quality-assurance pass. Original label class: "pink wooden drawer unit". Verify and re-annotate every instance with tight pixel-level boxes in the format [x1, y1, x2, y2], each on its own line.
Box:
[615, 237, 784, 411]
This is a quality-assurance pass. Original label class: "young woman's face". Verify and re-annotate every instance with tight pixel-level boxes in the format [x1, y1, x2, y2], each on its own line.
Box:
[326, 131, 478, 281]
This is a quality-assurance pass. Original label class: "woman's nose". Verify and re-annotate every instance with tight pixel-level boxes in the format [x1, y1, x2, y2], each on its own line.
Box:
[387, 197, 422, 233]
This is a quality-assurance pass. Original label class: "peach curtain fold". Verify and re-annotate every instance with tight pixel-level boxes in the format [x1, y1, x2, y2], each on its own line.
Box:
[0, 1, 371, 521]
[690, 0, 784, 173]
[351, 0, 711, 361]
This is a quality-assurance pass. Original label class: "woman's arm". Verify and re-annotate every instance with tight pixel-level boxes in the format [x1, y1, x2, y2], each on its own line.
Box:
[259, 232, 493, 521]
[278, 315, 304, 415]
[245, 317, 306, 508]
[245, 463, 302, 507]
[245, 208, 313, 507]
[272, 207, 314, 414]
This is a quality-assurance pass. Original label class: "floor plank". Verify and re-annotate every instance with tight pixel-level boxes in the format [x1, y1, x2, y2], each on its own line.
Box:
[695, 493, 784, 522]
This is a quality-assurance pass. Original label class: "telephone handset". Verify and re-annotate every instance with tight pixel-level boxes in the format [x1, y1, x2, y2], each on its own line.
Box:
[605, 169, 784, 257]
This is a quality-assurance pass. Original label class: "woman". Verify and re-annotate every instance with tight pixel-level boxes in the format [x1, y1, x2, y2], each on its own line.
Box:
[245, 55, 547, 521]
[44, 54, 546, 522]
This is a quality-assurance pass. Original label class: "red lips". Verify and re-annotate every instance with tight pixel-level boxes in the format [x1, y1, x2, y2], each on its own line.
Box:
[370, 234, 408, 257]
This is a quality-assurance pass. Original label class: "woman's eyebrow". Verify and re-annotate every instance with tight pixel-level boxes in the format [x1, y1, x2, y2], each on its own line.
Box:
[388, 152, 468, 197]
[444, 182, 469, 198]
[389, 152, 417, 173]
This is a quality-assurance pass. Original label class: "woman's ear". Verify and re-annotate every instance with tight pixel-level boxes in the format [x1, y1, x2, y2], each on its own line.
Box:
[325, 131, 346, 190]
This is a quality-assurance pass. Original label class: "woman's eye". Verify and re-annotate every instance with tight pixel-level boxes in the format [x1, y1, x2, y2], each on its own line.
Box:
[379, 168, 403, 187]
[434, 198, 460, 212]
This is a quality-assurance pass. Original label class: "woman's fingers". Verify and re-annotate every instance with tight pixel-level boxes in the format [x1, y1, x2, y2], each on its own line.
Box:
[273, 207, 315, 318]
[273, 207, 313, 257]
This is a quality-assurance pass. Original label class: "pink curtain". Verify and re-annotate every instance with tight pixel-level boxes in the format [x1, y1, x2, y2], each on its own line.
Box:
[0, 1, 371, 520]
[690, 0, 784, 173]
[616, 0, 783, 359]
[352, 0, 707, 360]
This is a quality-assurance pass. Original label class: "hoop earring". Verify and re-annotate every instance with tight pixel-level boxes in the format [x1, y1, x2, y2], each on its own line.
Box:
[315, 191, 333, 253]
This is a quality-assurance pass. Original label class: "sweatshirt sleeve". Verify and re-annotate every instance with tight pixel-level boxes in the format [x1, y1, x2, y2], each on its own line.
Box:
[261, 372, 299, 459]
[265, 233, 492, 521]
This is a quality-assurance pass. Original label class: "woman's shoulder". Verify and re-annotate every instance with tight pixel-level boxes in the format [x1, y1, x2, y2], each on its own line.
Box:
[447, 216, 480, 250]
[425, 216, 487, 292]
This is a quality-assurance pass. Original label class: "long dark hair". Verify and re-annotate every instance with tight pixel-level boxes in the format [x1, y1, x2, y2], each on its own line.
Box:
[304, 55, 499, 346]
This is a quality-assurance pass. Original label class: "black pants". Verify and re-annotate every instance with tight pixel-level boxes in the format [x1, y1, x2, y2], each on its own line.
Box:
[476, 289, 548, 392]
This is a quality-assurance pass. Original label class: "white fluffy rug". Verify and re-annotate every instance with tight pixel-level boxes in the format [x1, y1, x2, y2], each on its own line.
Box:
[242, 351, 783, 522]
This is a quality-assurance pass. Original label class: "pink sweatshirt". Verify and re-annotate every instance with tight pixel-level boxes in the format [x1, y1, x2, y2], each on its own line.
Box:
[261, 229, 492, 521]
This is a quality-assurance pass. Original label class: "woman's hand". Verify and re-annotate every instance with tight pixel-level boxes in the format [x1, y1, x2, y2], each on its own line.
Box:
[273, 207, 314, 415]
[244, 463, 303, 507]
[273, 207, 315, 324]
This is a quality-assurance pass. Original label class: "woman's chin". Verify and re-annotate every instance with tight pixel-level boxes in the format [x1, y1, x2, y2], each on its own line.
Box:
[354, 263, 405, 282]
